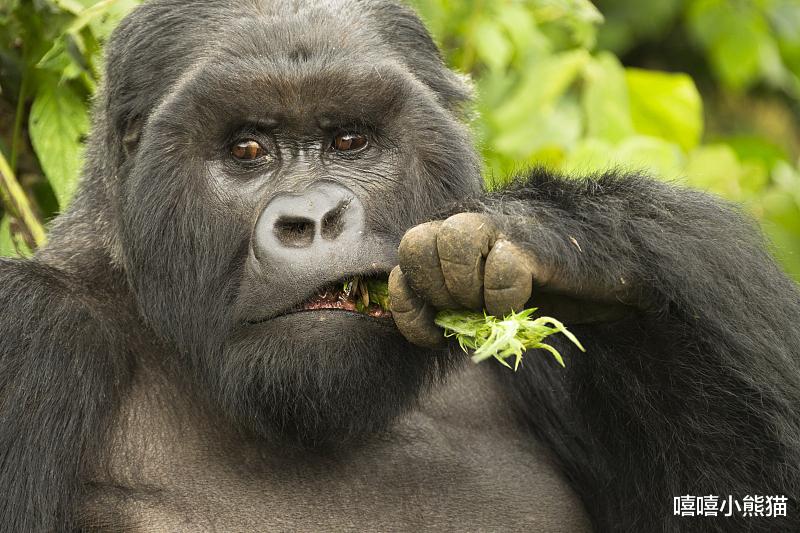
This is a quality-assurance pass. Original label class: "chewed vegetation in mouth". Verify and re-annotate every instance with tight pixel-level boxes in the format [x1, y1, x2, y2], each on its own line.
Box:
[277, 274, 585, 373]
[294, 275, 391, 318]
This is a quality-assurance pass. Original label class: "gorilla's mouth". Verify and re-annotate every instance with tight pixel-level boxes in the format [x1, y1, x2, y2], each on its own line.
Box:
[244, 272, 394, 325]
[293, 274, 392, 319]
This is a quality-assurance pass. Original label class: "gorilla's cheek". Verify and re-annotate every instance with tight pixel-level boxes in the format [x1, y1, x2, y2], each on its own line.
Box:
[208, 310, 457, 446]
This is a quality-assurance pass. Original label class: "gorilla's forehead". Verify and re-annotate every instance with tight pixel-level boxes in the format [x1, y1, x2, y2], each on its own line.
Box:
[251, 0, 363, 16]
[152, 56, 416, 140]
[141, 2, 431, 132]
[104, 0, 470, 153]
[216, 2, 381, 60]
[250, 0, 377, 22]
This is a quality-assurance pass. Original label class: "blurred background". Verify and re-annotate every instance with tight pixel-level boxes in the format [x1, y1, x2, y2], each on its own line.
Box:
[1, 0, 799, 280]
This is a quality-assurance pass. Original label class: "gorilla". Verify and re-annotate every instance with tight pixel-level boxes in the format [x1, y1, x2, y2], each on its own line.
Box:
[1, 0, 799, 531]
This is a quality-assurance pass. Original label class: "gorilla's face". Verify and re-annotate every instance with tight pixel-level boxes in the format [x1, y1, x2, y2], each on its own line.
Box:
[115, 4, 481, 446]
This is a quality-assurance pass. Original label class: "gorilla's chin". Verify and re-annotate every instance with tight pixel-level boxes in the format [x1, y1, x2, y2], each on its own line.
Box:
[209, 310, 456, 448]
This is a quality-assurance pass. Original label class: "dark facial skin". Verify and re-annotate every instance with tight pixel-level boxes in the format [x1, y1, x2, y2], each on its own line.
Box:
[112, 12, 480, 447]
[113, 0, 627, 452]
[1, 1, 799, 532]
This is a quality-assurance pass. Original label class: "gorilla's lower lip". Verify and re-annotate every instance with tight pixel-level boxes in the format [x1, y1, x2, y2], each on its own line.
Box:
[248, 307, 393, 326]
[286, 308, 392, 319]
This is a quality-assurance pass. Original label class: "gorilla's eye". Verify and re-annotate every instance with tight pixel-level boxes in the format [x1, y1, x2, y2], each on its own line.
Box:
[332, 132, 368, 152]
[231, 140, 266, 161]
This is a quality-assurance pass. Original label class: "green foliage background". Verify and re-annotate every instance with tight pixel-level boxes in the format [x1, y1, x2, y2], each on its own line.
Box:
[2, 0, 800, 280]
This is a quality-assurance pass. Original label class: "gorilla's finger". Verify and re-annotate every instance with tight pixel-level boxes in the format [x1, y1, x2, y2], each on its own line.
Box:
[398, 221, 459, 309]
[484, 239, 534, 317]
[388, 266, 445, 348]
[437, 213, 497, 310]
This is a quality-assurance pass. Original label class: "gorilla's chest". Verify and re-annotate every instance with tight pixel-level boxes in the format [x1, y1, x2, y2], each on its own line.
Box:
[81, 364, 590, 532]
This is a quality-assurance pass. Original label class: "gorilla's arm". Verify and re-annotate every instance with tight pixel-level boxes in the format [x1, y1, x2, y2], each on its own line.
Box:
[0, 260, 131, 531]
[480, 169, 800, 531]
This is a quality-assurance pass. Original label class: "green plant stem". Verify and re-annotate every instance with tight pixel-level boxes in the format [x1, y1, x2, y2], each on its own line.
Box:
[0, 150, 47, 249]
[10, 69, 29, 174]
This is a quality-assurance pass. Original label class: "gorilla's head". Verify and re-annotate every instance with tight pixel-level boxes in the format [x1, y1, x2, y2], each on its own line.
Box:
[72, 0, 482, 446]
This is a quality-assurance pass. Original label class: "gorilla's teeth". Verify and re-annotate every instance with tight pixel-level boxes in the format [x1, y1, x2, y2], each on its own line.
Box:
[300, 274, 391, 316]
[342, 279, 354, 298]
[358, 278, 369, 308]
[342, 276, 361, 300]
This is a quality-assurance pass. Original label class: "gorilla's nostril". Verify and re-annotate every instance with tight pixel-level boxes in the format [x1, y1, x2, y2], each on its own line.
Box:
[274, 216, 315, 248]
[321, 198, 352, 241]
[254, 182, 365, 261]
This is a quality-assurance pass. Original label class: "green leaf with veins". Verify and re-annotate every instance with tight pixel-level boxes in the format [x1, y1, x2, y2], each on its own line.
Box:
[28, 79, 89, 208]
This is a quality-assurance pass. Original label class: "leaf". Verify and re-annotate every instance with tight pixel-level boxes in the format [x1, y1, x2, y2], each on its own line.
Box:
[39, 0, 134, 82]
[532, 0, 604, 26]
[52, 0, 87, 16]
[561, 138, 615, 175]
[685, 144, 768, 201]
[687, 0, 773, 90]
[708, 24, 769, 90]
[613, 135, 685, 179]
[473, 20, 512, 72]
[0, 0, 22, 20]
[0, 217, 16, 257]
[365, 279, 390, 311]
[532, 0, 603, 50]
[85, 0, 141, 42]
[38, 33, 89, 81]
[581, 52, 634, 143]
[492, 96, 582, 161]
[722, 135, 789, 170]
[496, 4, 545, 57]
[626, 68, 703, 151]
[596, 0, 682, 54]
[28, 80, 89, 209]
[67, 0, 120, 34]
[0, 216, 31, 257]
[434, 308, 585, 371]
[759, 167, 800, 281]
[492, 49, 590, 130]
[771, 161, 800, 209]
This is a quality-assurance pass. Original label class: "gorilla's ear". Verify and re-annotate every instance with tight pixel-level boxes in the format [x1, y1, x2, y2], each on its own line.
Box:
[367, 1, 473, 113]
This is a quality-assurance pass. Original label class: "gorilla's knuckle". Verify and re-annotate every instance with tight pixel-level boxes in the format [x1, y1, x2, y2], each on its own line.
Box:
[439, 215, 493, 256]
[399, 223, 440, 267]
[443, 212, 492, 232]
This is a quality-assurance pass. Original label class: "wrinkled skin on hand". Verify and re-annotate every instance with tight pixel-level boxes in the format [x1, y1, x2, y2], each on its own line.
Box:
[389, 213, 634, 347]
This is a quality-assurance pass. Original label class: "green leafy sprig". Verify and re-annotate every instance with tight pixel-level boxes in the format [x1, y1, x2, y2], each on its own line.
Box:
[349, 279, 585, 371]
[434, 308, 585, 371]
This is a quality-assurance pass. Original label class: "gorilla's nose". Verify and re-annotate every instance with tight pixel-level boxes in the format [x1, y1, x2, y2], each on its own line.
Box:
[254, 181, 366, 262]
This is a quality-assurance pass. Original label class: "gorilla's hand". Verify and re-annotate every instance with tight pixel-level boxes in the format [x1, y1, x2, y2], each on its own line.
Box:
[389, 213, 634, 347]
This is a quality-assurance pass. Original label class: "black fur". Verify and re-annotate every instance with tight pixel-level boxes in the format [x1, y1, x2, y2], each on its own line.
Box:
[472, 170, 800, 531]
[1, 1, 798, 531]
